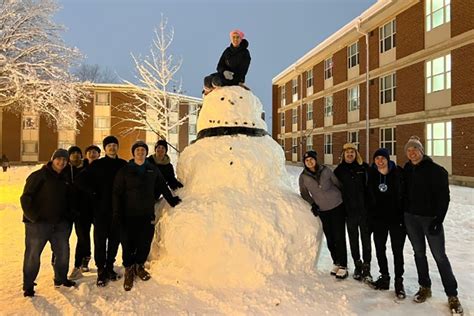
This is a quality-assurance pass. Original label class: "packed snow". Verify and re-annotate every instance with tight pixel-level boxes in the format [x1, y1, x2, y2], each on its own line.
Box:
[0, 164, 473, 315]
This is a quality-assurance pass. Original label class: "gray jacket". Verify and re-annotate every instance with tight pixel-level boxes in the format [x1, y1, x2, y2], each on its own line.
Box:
[299, 164, 343, 212]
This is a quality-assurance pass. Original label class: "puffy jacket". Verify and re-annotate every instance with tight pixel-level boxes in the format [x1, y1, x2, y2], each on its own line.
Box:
[299, 164, 343, 211]
[334, 161, 369, 216]
[216, 39, 251, 84]
[147, 154, 183, 190]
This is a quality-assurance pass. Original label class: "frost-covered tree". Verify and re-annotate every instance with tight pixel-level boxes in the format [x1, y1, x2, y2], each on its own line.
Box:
[73, 63, 118, 83]
[115, 15, 195, 141]
[0, 0, 88, 130]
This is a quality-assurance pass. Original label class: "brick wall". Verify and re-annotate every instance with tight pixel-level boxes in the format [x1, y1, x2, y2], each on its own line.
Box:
[396, 2, 424, 59]
[178, 103, 189, 152]
[314, 98, 324, 128]
[333, 47, 347, 85]
[369, 78, 379, 119]
[314, 134, 324, 159]
[285, 108, 292, 133]
[302, 72, 307, 99]
[76, 99, 94, 150]
[452, 117, 474, 177]
[396, 122, 425, 166]
[1, 110, 21, 161]
[369, 27, 379, 71]
[314, 61, 324, 94]
[333, 89, 347, 125]
[285, 81, 292, 106]
[39, 117, 58, 161]
[451, 0, 474, 37]
[359, 36, 367, 75]
[397, 62, 425, 114]
[272, 85, 279, 140]
[452, 44, 474, 106]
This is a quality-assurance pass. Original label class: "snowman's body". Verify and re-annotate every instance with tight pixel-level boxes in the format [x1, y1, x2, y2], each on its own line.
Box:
[151, 86, 323, 289]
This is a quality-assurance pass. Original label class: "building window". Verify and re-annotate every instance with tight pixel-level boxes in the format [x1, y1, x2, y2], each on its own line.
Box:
[292, 108, 297, 125]
[306, 136, 313, 152]
[427, 121, 451, 156]
[306, 103, 313, 121]
[380, 73, 397, 104]
[292, 138, 297, 154]
[347, 86, 360, 111]
[23, 117, 37, 129]
[347, 42, 359, 68]
[380, 127, 396, 155]
[380, 20, 396, 53]
[324, 95, 333, 117]
[95, 92, 111, 106]
[22, 141, 38, 154]
[347, 131, 360, 149]
[426, 54, 451, 93]
[281, 138, 285, 152]
[281, 86, 286, 107]
[189, 123, 196, 135]
[94, 117, 110, 129]
[292, 78, 298, 96]
[306, 69, 313, 88]
[426, 0, 451, 31]
[281, 112, 285, 128]
[324, 134, 333, 155]
[324, 57, 333, 79]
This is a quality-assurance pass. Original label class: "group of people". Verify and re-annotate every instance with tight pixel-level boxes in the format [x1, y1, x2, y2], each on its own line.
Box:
[299, 136, 463, 314]
[20, 136, 182, 296]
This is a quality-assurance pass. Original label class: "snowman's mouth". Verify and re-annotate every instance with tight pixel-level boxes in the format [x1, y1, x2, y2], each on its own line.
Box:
[196, 126, 269, 140]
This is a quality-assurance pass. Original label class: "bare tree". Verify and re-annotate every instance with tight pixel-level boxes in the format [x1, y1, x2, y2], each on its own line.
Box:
[114, 14, 194, 142]
[73, 63, 118, 83]
[0, 0, 89, 130]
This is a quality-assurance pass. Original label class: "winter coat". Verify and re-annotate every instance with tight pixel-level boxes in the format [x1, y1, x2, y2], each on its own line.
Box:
[299, 164, 343, 212]
[76, 155, 127, 217]
[216, 39, 251, 84]
[147, 154, 183, 190]
[20, 162, 73, 224]
[402, 156, 450, 220]
[113, 160, 176, 219]
[334, 161, 369, 216]
[367, 161, 404, 225]
[72, 160, 94, 220]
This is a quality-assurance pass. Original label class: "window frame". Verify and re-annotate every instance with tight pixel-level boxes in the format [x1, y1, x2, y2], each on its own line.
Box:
[347, 42, 359, 68]
[281, 86, 286, 107]
[380, 127, 397, 155]
[94, 117, 111, 130]
[292, 108, 298, 125]
[22, 141, 39, 154]
[306, 69, 313, 88]
[380, 73, 397, 104]
[95, 92, 111, 106]
[379, 19, 396, 53]
[306, 103, 313, 121]
[426, 0, 451, 32]
[324, 134, 333, 155]
[426, 121, 451, 157]
[281, 112, 285, 128]
[292, 138, 297, 154]
[347, 131, 360, 149]
[306, 136, 313, 152]
[347, 85, 360, 112]
[292, 78, 298, 96]
[426, 53, 451, 93]
[324, 95, 333, 117]
[324, 57, 333, 80]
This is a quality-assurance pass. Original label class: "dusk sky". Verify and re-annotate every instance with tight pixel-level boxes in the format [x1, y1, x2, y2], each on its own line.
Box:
[55, 0, 375, 132]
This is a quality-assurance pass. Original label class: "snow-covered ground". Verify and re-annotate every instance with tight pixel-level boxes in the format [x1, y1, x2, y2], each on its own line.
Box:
[0, 164, 472, 315]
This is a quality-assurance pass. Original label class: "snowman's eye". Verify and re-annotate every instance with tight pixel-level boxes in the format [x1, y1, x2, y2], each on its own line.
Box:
[239, 96, 243, 99]
[220, 97, 225, 101]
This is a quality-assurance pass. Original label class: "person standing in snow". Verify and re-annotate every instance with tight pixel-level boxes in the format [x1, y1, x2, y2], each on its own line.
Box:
[402, 136, 463, 314]
[299, 150, 348, 279]
[1, 154, 10, 172]
[147, 140, 183, 191]
[76, 136, 127, 287]
[20, 149, 76, 297]
[203, 29, 251, 95]
[367, 148, 406, 298]
[334, 143, 372, 283]
[113, 141, 181, 291]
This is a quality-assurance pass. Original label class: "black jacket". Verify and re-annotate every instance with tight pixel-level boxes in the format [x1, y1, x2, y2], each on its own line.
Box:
[76, 155, 127, 216]
[146, 155, 183, 190]
[367, 161, 404, 225]
[113, 160, 177, 219]
[216, 39, 251, 84]
[20, 162, 73, 223]
[334, 161, 369, 215]
[402, 156, 450, 220]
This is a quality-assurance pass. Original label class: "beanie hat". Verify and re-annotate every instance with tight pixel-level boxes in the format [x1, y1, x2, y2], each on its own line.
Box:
[85, 145, 101, 155]
[404, 136, 424, 154]
[51, 148, 69, 161]
[373, 148, 390, 161]
[154, 140, 168, 152]
[68, 146, 82, 157]
[342, 143, 363, 165]
[131, 141, 149, 156]
[303, 150, 318, 162]
[229, 29, 245, 39]
[103, 135, 119, 148]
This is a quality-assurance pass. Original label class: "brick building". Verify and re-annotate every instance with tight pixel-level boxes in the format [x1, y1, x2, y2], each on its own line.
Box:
[272, 0, 474, 186]
[0, 84, 202, 163]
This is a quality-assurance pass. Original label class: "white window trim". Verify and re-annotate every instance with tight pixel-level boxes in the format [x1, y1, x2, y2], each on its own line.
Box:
[292, 79, 298, 96]
[380, 127, 397, 156]
[380, 73, 397, 104]
[306, 69, 313, 88]
[306, 136, 313, 152]
[281, 112, 285, 127]
[426, 53, 451, 94]
[324, 95, 333, 117]
[95, 92, 111, 106]
[347, 86, 360, 111]
[347, 42, 359, 68]
[347, 131, 360, 149]
[281, 86, 286, 107]
[292, 138, 297, 154]
[306, 103, 313, 121]
[426, 0, 451, 32]
[324, 134, 333, 155]
[426, 121, 452, 157]
[324, 57, 333, 79]
[379, 20, 396, 53]
[292, 108, 298, 125]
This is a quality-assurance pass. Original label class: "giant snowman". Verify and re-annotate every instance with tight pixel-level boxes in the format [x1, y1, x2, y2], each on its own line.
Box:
[150, 86, 323, 289]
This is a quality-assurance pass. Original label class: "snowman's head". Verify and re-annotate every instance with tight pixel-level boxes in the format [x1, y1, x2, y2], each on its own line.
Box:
[196, 86, 267, 135]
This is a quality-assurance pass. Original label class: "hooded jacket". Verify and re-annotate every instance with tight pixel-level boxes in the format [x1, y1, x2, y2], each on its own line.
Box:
[334, 160, 369, 215]
[146, 154, 183, 190]
[216, 39, 251, 84]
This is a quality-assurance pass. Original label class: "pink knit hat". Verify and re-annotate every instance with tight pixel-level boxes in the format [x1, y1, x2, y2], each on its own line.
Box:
[229, 29, 245, 39]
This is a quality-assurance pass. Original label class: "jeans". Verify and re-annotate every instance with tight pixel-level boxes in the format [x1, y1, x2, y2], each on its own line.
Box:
[73, 214, 93, 268]
[372, 221, 406, 278]
[404, 212, 458, 296]
[319, 203, 347, 267]
[346, 213, 372, 264]
[120, 215, 155, 267]
[93, 213, 120, 269]
[23, 221, 72, 290]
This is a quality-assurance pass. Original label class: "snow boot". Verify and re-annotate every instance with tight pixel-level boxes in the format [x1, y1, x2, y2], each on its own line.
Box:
[96, 268, 108, 287]
[135, 264, 151, 281]
[414, 286, 432, 303]
[81, 256, 91, 272]
[371, 275, 390, 290]
[23, 288, 35, 297]
[123, 266, 135, 291]
[361, 262, 373, 283]
[69, 267, 83, 280]
[353, 260, 363, 281]
[106, 265, 120, 281]
[395, 277, 406, 299]
[330, 264, 339, 276]
[54, 279, 76, 288]
[448, 296, 463, 315]
[335, 267, 349, 279]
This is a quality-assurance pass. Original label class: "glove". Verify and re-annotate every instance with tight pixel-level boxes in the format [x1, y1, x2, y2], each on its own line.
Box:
[176, 181, 184, 189]
[223, 70, 234, 80]
[168, 196, 182, 207]
[428, 217, 442, 235]
[170, 181, 184, 191]
[311, 203, 321, 217]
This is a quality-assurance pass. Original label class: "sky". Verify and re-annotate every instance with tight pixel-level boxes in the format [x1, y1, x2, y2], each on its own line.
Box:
[55, 0, 375, 132]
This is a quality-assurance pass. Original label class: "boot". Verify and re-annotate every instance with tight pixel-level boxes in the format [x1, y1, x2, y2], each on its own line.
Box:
[135, 264, 151, 281]
[23, 288, 35, 297]
[395, 277, 406, 299]
[448, 296, 463, 315]
[54, 279, 76, 288]
[414, 286, 432, 303]
[330, 264, 339, 276]
[361, 263, 373, 283]
[106, 265, 120, 281]
[81, 256, 91, 272]
[96, 268, 108, 287]
[371, 274, 390, 290]
[123, 266, 135, 291]
[353, 260, 363, 281]
[68, 267, 83, 280]
[335, 266, 348, 279]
